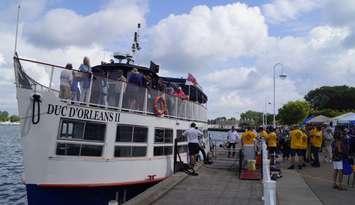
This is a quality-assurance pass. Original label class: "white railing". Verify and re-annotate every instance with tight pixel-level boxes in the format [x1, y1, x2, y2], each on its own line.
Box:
[262, 140, 277, 205]
[15, 57, 208, 122]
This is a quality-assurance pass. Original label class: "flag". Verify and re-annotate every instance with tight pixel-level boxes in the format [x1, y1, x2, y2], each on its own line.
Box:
[186, 73, 197, 85]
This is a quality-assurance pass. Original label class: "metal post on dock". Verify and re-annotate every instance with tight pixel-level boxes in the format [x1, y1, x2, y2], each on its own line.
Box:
[173, 138, 178, 173]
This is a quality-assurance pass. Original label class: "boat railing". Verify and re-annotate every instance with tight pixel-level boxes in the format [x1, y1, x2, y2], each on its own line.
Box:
[15, 56, 208, 122]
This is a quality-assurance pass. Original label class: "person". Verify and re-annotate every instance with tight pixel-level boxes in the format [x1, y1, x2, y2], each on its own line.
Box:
[227, 126, 240, 158]
[71, 69, 81, 101]
[241, 127, 256, 146]
[173, 87, 189, 100]
[332, 130, 346, 190]
[310, 126, 323, 167]
[196, 126, 209, 164]
[288, 125, 304, 169]
[79, 57, 92, 102]
[182, 123, 203, 175]
[323, 124, 334, 163]
[258, 127, 268, 139]
[299, 128, 308, 167]
[265, 127, 278, 156]
[126, 68, 145, 110]
[59, 64, 73, 99]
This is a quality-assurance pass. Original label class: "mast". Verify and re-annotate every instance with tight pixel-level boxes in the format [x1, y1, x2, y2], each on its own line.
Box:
[14, 4, 21, 54]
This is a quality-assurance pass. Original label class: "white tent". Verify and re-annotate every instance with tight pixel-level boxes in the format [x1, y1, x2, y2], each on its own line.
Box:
[333, 112, 355, 124]
[307, 115, 331, 124]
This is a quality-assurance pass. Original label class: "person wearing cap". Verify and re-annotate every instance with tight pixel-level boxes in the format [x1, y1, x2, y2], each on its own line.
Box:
[241, 127, 256, 145]
[288, 125, 304, 169]
[182, 122, 203, 175]
[59, 63, 73, 99]
[310, 126, 323, 167]
[227, 126, 240, 158]
[265, 127, 278, 156]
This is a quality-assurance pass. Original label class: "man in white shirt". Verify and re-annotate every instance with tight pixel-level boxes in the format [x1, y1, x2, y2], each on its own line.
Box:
[182, 122, 203, 175]
[227, 126, 240, 158]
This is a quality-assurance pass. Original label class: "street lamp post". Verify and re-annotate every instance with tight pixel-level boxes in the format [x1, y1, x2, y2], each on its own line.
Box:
[273, 63, 287, 128]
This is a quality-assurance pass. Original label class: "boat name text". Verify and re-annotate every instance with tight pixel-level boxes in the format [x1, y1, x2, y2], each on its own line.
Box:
[47, 104, 120, 122]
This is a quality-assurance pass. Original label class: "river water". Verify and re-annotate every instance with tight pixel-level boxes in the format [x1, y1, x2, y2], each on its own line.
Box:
[0, 125, 228, 205]
[0, 125, 26, 205]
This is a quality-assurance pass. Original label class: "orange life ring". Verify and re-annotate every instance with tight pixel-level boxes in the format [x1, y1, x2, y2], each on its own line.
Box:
[154, 96, 167, 117]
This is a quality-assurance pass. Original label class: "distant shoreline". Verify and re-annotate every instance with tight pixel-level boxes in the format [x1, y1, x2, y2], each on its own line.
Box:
[0, 122, 20, 126]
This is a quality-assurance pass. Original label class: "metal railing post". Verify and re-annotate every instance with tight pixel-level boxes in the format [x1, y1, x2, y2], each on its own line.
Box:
[118, 81, 125, 110]
[49, 66, 54, 90]
[143, 88, 148, 114]
[87, 73, 93, 105]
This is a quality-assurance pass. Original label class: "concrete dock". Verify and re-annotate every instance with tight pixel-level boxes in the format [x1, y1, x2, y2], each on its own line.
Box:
[125, 149, 263, 205]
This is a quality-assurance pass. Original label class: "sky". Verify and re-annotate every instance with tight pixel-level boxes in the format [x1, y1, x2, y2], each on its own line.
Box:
[1, 0, 355, 119]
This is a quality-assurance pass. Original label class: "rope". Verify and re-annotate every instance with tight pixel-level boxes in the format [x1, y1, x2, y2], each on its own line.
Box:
[31, 94, 41, 124]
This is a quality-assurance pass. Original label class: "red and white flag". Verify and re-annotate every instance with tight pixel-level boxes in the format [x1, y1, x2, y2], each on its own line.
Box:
[186, 73, 197, 85]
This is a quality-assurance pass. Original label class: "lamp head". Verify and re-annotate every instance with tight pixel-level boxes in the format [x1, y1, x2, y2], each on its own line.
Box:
[279, 74, 287, 79]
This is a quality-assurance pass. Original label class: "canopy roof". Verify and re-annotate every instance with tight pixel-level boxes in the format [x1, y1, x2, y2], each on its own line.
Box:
[306, 115, 331, 124]
[333, 112, 355, 124]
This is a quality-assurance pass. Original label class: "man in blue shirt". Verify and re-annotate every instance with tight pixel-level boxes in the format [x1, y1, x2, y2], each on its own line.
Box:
[79, 57, 92, 102]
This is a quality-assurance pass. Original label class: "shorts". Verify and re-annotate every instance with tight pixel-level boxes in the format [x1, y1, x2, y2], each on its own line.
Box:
[188, 143, 200, 156]
[333, 161, 343, 170]
[290, 149, 303, 157]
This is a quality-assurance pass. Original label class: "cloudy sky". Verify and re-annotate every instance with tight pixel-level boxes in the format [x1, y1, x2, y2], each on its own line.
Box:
[1, 0, 355, 118]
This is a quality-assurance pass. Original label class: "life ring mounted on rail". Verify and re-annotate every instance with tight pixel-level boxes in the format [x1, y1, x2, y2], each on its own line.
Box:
[153, 96, 167, 117]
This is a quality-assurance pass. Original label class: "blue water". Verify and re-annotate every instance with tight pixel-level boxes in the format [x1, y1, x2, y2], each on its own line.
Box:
[0, 125, 26, 205]
[0, 125, 227, 205]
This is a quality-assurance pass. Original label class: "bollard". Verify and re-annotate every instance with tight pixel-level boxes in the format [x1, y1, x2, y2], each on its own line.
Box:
[263, 180, 276, 205]
[108, 200, 118, 205]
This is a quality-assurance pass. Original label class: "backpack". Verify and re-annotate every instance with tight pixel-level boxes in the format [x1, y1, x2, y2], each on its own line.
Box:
[342, 159, 352, 175]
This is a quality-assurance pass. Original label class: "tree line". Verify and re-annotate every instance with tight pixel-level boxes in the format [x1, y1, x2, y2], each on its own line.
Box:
[211, 85, 355, 127]
[0, 111, 20, 122]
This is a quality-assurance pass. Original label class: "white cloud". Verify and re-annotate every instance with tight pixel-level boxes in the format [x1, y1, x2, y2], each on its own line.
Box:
[25, 0, 147, 48]
[146, 3, 268, 72]
[262, 0, 321, 23]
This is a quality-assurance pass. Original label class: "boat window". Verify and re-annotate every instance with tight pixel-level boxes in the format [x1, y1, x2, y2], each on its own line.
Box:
[114, 146, 147, 157]
[178, 145, 188, 153]
[177, 129, 187, 142]
[59, 119, 105, 142]
[153, 146, 173, 156]
[56, 143, 103, 157]
[116, 125, 148, 143]
[154, 128, 173, 143]
[116, 125, 133, 142]
[133, 127, 148, 142]
[56, 119, 106, 157]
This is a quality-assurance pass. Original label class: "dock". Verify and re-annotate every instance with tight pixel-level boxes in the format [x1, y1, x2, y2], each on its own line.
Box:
[125, 147, 263, 205]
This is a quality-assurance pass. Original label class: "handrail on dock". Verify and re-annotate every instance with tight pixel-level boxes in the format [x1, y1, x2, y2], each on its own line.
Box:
[261, 140, 277, 205]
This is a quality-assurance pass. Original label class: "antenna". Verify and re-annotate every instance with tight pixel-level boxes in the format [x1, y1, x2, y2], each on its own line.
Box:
[14, 4, 21, 54]
[131, 23, 141, 56]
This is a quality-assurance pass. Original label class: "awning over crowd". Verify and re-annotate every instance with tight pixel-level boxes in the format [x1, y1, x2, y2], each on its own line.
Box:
[332, 112, 355, 124]
[306, 115, 331, 125]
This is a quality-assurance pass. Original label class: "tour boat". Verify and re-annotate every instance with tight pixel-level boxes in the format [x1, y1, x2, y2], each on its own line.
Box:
[13, 52, 209, 205]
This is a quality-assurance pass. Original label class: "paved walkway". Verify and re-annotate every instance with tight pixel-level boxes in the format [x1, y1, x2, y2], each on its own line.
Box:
[278, 157, 355, 205]
[298, 161, 355, 205]
[153, 160, 262, 205]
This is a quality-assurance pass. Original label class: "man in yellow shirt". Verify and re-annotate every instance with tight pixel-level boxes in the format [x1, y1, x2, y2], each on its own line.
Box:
[265, 127, 278, 155]
[241, 127, 256, 145]
[299, 129, 308, 167]
[258, 127, 268, 139]
[310, 127, 323, 167]
[288, 125, 305, 169]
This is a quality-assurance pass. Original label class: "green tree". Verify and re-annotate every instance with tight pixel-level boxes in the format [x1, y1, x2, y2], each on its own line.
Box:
[0, 111, 9, 122]
[277, 100, 311, 125]
[9, 115, 20, 122]
[305, 85, 355, 110]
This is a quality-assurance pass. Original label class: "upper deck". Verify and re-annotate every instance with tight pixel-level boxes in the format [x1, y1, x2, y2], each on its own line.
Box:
[13, 55, 208, 123]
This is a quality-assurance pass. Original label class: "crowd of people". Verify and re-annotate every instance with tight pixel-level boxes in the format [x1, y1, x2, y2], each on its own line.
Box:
[224, 123, 354, 190]
[59, 57, 193, 113]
